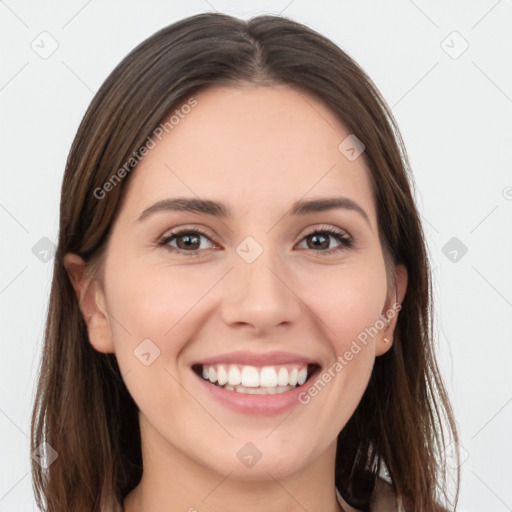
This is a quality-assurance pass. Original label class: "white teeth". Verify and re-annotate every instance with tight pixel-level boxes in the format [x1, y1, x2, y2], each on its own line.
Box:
[259, 366, 277, 387]
[241, 366, 260, 387]
[234, 384, 294, 394]
[217, 365, 228, 386]
[289, 367, 298, 386]
[227, 366, 241, 386]
[198, 362, 314, 390]
[277, 367, 289, 387]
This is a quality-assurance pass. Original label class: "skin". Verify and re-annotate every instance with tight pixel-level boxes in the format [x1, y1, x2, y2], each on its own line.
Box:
[65, 84, 407, 512]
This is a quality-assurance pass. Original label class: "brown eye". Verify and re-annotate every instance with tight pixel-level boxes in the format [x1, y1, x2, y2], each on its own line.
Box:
[159, 229, 215, 255]
[158, 226, 352, 257]
[297, 227, 352, 255]
[175, 233, 201, 250]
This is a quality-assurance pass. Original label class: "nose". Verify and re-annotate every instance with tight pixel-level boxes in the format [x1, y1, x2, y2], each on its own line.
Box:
[220, 249, 303, 334]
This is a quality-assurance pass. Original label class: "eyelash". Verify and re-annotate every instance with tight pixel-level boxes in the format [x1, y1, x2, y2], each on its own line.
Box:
[157, 225, 353, 257]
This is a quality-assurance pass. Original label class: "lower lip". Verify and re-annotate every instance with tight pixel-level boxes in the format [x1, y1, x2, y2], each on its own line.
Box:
[193, 370, 318, 416]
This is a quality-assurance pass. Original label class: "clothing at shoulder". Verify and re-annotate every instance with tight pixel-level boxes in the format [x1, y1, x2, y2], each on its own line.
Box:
[336, 480, 398, 512]
[370, 478, 450, 512]
[369, 478, 401, 511]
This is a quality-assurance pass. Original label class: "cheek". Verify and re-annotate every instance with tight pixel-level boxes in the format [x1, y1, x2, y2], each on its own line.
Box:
[105, 262, 219, 355]
[297, 262, 388, 353]
[102, 263, 217, 415]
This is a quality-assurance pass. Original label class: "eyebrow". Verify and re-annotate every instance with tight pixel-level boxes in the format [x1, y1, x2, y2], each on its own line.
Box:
[137, 196, 371, 228]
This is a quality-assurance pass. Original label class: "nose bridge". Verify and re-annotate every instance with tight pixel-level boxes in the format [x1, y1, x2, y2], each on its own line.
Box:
[221, 238, 302, 330]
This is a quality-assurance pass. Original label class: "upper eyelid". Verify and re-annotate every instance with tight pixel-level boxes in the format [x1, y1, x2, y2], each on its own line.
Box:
[159, 224, 351, 240]
[158, 224, 352, 249]
[158, 225, 219, 245]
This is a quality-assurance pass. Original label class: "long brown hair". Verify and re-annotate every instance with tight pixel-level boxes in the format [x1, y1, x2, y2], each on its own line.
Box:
[30, 12, 459, 512]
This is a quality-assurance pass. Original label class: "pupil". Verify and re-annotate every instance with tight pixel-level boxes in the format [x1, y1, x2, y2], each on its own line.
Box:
[178, 234, 199, 250]
[310, 234, 328, 250]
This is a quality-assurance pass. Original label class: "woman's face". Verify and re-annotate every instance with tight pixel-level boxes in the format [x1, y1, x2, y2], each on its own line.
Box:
[68, 84, 406, 481]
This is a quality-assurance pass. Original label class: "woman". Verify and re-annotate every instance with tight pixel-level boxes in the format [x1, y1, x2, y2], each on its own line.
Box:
[30, 12, 459, 512]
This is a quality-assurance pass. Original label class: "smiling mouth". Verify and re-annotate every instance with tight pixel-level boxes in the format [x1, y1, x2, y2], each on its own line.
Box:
[192, 363, 321, 395]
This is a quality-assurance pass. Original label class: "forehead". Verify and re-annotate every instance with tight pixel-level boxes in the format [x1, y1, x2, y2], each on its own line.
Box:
[120, 84, 376, 224]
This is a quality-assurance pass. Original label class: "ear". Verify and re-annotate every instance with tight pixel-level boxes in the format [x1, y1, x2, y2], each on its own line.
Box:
[375, 263, 408, 356]
[63, 253, 115, 354]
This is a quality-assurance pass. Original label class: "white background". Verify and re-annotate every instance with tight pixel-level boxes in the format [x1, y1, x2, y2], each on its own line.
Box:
[0, 1, 511, 510]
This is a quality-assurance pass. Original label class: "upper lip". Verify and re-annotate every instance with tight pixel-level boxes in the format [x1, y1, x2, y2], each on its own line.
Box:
[192, 350, 321, 367]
